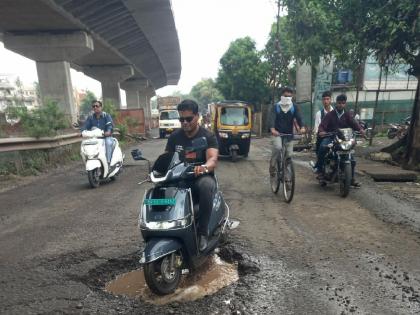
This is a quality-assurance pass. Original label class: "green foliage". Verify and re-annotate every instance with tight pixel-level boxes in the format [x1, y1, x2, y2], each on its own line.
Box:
[190, 78, 223, 111]
[116, 123, 128, 140]
[102, 99, 117, 119]
[14, 101, 68, 138]
[80, 90, 98, 116]
[216, 37, 270, 105]
[264, 19, 295, 101]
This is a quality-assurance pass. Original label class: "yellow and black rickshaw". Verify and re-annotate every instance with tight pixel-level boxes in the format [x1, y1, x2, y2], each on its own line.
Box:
[210, 101, 252, 161]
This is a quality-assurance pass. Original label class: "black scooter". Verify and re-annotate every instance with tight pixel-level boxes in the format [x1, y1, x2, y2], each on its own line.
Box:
[131, 137, 233, 295]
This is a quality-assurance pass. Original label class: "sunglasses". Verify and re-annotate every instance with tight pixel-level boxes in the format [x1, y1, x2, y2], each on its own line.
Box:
[92, 104, 101, 108]
[179, 116, 195, 123]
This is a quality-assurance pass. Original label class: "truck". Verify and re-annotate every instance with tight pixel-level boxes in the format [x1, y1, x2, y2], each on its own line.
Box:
[157, 96, 181, 138]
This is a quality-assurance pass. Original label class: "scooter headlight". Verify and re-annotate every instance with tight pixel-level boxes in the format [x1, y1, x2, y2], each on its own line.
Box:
[218, 132, 229, 138]
[241, 133, 250, 139]
[82, 144, 99, 159]
[139, 216, 191, 230]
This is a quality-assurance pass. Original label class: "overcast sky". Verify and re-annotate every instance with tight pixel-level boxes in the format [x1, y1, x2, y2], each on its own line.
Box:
[0, 0, 278, 99]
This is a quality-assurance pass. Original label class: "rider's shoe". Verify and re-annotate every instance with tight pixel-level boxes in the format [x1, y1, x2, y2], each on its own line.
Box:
[351, 179, 361, 188]
[199, 235, 208, 251]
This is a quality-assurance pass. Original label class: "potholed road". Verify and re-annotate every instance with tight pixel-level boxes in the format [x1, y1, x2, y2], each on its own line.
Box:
[1, 137, 419, 314]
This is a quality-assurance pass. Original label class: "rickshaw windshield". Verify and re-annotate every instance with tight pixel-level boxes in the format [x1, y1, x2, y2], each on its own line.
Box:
[220, 107, 249, 126]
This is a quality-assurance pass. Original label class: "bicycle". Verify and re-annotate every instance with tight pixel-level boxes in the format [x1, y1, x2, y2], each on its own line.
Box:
[269, 133, 297, 203]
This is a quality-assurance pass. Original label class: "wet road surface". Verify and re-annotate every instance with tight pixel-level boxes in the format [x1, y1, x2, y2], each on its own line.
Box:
[0, 137, 419, 314]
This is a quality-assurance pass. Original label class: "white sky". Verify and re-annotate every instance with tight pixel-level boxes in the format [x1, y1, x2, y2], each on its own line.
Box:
[0, 0, 277, 99]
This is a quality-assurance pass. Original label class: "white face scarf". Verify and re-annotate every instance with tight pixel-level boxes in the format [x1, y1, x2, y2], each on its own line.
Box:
[280, 96, 293, 113]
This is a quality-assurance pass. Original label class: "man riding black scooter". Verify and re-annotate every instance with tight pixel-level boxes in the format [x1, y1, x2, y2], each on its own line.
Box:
[316, 94, 365, 187]
[165, 99, 219, 251]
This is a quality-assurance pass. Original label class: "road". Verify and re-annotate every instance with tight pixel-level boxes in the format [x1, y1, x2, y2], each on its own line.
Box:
[1, 137, 419, 314]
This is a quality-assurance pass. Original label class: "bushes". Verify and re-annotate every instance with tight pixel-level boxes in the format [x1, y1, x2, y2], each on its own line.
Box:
[6, 101, 69, 138]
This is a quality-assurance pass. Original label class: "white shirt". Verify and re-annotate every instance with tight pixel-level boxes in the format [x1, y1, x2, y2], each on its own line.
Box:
[313, 107, 332, 134]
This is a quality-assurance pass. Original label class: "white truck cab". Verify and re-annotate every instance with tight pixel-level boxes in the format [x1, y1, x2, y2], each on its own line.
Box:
[157, 96, 182, 138]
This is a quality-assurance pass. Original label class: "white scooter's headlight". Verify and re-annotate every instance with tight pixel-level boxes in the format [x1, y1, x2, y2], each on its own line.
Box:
[82, 144, 99, 159]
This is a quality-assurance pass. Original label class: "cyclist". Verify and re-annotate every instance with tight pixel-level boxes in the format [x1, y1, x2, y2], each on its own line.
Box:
[268, 87, 305, 175]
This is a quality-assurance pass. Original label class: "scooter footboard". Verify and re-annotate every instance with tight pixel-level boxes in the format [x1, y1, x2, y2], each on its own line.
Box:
[140, 238, 182, 264]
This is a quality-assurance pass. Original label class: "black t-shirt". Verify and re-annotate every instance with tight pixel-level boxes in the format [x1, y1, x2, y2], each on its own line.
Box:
[165, 127, 218, 164]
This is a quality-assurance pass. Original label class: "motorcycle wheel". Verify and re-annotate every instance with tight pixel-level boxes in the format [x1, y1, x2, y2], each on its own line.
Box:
[339, 164, 351, 198]
[231, 149, 238, 162]
[87, 168, 100, 188]
[144, 254, 181, 295]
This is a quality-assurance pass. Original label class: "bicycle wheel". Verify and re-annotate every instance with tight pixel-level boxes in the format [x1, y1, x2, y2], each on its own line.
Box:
[282, 158, 295, 203]
[270, 157, 280, 194]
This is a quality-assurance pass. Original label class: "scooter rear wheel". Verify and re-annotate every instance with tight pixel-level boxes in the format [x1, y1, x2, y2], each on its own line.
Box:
[144, 254, 181, 295]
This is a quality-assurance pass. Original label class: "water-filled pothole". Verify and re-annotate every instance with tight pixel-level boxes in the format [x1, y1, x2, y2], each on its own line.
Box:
[105, 255, 239, 304]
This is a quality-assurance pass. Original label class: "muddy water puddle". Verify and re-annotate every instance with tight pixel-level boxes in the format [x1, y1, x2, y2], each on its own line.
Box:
[105, 255, 239, 304]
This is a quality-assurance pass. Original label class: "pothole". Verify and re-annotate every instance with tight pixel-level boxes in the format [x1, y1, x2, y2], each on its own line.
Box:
[105, 254, 239, 305]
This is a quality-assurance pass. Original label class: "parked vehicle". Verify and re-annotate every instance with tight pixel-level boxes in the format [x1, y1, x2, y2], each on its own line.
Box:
[387, 116, 411, 140]
[157, 96, 181, 138]
[317, 128, 358, 197]
[209, 101, 252, 161]
[80, 128, 123, 188]
[131, 137, 234, 295]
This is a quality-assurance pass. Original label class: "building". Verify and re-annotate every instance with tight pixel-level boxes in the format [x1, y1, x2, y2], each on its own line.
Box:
[0, 74, 40, 112]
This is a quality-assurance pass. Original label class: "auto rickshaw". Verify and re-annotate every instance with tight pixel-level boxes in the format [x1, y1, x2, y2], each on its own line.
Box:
[209, 101, 252, 161]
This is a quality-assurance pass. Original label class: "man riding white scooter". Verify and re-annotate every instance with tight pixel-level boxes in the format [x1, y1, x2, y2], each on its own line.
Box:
[82, 100, 114, 164]
[80, 100, 123, 188]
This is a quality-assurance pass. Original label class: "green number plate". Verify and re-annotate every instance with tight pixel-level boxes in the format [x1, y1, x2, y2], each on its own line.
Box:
[143, 198, 176, 206]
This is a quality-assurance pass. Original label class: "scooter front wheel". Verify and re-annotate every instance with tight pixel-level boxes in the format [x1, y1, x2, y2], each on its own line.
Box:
[144, 254, 181, 295]
[87, 168, 100, 188]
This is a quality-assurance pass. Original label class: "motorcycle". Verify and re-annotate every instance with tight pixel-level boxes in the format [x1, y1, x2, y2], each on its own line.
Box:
[387, 116, 411, 140]
[80, 128, 124, 188]
[317, 128, 357, 198]
[131, 137, 235, 295]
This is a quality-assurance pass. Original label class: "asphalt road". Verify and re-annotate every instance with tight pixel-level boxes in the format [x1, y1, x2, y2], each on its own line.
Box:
[1, 137, 419, 314]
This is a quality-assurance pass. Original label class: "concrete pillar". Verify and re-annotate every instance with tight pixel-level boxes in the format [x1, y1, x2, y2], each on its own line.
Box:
[36, 61, 77, 120]
[3, 31, 94, 123]
[125, 90, 140, 109]
[84, 65, 134, 108]
[138, 87, 156, 130]
[120, 79, 148, 109]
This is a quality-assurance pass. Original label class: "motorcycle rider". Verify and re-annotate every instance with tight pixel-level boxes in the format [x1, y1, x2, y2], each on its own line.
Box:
[81, 100, 114, 164]
[317, 94, 365, 187]
[312, 91, 333, 172]
[165, 99, 219, 251]
[268, 87, 305, 175]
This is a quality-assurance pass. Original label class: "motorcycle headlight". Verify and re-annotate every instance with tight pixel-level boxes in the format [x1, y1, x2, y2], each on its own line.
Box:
[340, 141, 354, 150]
[218, 132, 229, 138]
[241, 133, 250, 139]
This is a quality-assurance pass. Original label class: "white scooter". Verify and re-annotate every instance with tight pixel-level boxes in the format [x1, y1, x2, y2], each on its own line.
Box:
[80, 128, 124, 188]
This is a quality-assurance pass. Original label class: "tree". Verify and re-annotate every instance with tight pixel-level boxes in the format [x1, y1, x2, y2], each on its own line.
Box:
[283, 0, 420, 168]
[263, 19, 295, 102]
[216, 37, 270, 106]
[80, 90, 98, 117]
[190, 78, 223, 111]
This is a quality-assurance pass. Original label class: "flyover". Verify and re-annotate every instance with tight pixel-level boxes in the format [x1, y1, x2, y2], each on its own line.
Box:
[0, 0, 181, 122]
